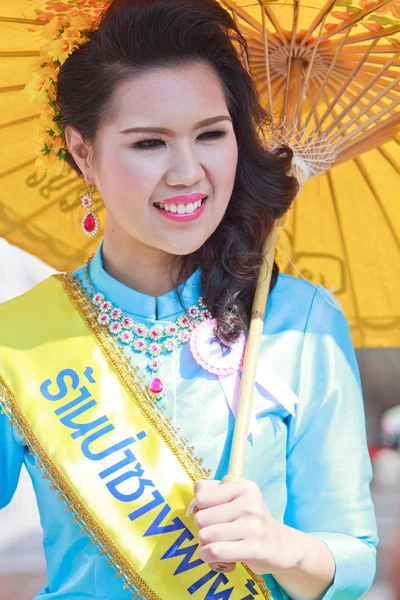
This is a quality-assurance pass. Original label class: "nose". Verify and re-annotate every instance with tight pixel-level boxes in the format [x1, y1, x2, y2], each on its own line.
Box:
[165, 141, 205, 187]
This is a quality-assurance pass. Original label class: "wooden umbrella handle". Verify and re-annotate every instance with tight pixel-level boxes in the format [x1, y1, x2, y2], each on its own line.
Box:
[187, 226, 279, 573]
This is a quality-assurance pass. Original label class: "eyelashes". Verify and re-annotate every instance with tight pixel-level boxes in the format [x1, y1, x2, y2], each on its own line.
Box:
[132, 129, 229, 149]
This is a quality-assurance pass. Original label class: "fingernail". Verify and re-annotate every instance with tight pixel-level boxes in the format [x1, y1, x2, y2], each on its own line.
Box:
[186, 498, 198, 516]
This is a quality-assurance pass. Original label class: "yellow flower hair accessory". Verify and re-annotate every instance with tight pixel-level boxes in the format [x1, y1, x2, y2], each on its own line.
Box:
[24, 3, 104, 174]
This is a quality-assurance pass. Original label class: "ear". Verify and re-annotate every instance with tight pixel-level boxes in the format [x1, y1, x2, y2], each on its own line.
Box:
[65, 125, 95, 182]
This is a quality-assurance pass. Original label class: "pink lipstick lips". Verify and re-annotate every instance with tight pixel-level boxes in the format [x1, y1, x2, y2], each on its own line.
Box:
[153, 193, 207, 222]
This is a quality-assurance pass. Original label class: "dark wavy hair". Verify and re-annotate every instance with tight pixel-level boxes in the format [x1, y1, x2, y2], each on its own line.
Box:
[55, 0, 298, 344]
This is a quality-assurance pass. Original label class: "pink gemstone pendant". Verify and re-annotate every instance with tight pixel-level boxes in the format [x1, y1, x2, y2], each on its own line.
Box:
[148, 377, 166, 401]
[149, 377, 163, 393]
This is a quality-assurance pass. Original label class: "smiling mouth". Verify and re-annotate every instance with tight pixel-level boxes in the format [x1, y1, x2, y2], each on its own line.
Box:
[153, 198, 206, 215]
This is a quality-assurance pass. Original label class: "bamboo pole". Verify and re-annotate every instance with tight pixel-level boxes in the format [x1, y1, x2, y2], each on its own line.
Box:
[207, 226, 279, 573]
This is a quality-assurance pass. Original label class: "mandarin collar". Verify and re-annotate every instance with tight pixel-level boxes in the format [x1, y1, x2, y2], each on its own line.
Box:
[87, 243, 202, 321]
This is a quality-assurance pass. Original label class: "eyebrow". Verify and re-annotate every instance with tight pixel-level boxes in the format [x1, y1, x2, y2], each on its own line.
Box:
[119, 115, 232, 135]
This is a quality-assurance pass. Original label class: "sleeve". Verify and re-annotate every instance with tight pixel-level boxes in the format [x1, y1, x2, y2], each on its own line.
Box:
[0, 410, 24, 509]
[283, 286, 378, 599]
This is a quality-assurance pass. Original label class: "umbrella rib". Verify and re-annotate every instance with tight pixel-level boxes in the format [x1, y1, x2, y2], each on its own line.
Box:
[303, 27, 352, 132]
[281, 0, 300, 129]
[326, 170, 365, 347]
[314, 75, 346, 114]
[319, 44, 399, 55]
[378, 144, 400, 176]
[335, 113, 400, 163]
[0, 16, 46, 25]
[0, 51, 40, 58]
[0, 114, 39, 129]
[257, 0, 288, 45]
[333, 62, 400, 80]
[316, 38, 379, 130]
[260, 5, 273, 114]
[334, 100, 399, 148]
[295, 12, 333, 128]
[319, 24, 400, 48]
[229, 9, 251, 72]
[328, 72, 394, 116]
[220, 0, 263, 33]
[339, 55, 400, 67]
[324, 55, 399, 138]
[317, 0, 394, 45]
[259, 77, 286, 110]
[304, 85, 320, 132]
[354, 157, 400, 253]
[244, 26, 280, 48]
[0, 84, 27, 94]
[348, 76, 400, 96]
[298, 0, 337, 48]
[332, 72, 399, 109]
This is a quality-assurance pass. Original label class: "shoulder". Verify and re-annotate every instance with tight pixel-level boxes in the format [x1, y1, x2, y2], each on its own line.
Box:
[268, 273, 347, 336]
[0, 275, 55, 315]
[0, 275, 69, 346]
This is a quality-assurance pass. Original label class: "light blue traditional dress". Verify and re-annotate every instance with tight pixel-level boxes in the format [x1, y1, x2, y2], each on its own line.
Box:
[0, 243, 378, 599]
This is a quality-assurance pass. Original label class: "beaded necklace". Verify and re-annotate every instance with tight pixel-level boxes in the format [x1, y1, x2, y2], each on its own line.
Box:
[84, 259, 212, 401]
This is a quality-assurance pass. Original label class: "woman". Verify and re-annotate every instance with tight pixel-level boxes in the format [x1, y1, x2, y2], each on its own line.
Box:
[0, 0, 378, 598]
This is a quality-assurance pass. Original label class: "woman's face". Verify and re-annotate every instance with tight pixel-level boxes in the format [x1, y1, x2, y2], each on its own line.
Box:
[85, 62, 238, 257]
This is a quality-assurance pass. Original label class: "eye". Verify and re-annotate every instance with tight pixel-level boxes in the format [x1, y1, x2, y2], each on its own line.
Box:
[198, 129, 228, 140]
[134, 139, 165, 149]
[132, 129, 228, 149]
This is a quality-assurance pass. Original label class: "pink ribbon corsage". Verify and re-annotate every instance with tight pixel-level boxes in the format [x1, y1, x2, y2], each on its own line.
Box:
[190, 319, 300, 437]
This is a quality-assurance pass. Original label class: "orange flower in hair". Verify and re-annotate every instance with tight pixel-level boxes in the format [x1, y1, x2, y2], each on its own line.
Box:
[24, 2, 103, 173]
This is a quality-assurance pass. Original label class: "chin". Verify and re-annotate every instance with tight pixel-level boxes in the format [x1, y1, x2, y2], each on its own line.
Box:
[166, 238, 207, 256]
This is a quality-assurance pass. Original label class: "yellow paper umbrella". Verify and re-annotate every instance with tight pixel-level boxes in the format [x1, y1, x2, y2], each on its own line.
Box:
[0, 0, 399, 347]
[221, 0, 400, 348]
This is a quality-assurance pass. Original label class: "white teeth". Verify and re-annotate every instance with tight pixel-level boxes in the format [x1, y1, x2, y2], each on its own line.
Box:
[156, 199, 204, 214]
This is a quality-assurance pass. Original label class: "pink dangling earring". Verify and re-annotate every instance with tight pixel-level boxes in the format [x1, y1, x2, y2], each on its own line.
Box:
[81, 184, 100, 237]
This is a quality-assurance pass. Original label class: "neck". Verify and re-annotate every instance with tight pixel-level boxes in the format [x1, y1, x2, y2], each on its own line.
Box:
[101, 227, 185, 298]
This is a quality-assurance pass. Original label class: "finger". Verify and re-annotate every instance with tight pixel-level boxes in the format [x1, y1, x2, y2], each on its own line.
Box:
[188, 480, 223, 516]
[194, 480, 245, 510]
[198, 521, 245, 547]
[194, 480, 221, 495]
[194, 498, 242, 529]
[198, 540, 253, 565]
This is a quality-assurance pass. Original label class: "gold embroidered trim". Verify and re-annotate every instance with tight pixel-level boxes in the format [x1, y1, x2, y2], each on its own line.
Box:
[0, 272, 272, 600]
[57, 272, 211, 483]
[57, 272, 272, 600]
[0, 374, 157, 600]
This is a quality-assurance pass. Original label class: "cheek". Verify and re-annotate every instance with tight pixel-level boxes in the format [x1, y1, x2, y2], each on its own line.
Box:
[216, 140, 238, 192]
[100, 147, 156, 196]
[222, 136, 238, 169]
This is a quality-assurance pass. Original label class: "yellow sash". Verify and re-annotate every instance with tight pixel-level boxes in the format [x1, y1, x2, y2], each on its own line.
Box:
[0, 274, 272, 600]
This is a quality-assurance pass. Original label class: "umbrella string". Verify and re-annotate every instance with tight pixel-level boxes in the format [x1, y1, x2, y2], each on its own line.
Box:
[276, 231, 341, 312]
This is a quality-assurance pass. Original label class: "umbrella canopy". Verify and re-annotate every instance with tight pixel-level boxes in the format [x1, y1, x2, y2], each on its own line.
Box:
[0, 0, 399, 346]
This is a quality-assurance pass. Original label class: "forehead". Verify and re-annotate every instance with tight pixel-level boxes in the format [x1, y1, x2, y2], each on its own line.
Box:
[109, 62, 229, 129]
